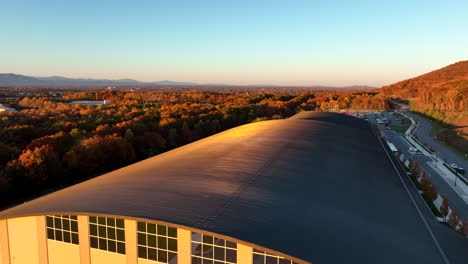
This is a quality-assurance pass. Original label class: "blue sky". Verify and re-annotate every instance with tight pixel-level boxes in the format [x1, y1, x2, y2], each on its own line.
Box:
[1, 0, 467, 86]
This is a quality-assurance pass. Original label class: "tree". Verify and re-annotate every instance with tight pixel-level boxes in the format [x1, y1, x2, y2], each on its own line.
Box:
[410, 160, 421, 177]
[440, 195, 449, 222]
[8, 145, 61, 184]
[448, 209, 460, 230]
[181, 121, 192, 142]
[168, 128, 178, 147]
[124, 128, 135, 141]
[421, 172, 437, 202]
[64, 135, 135, 174]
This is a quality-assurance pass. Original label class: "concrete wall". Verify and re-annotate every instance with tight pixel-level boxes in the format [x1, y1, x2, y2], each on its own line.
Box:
[90, 248, 126, 264]
[47, 240, 80, 264]
[7, 216, 41, 264]
[0, 214, 298, 264]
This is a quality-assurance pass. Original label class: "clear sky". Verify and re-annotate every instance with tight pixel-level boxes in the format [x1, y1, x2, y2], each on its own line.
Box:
[1, 0, 467, 87]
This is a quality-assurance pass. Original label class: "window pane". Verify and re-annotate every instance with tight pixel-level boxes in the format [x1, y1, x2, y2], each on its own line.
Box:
[107, 218, 115, 226]
[99, 238, 107, 250]
[157, 225, 167, 236]
[193, 243, 202, 256]
[168, 227, 177, 238]
[138, 233, 147, 245]
[108, 240, 116, 252]
[116, 219, 124, 228]
[226, 241, 236, 249]
[148, 235, 156, 248]
[89, 216, 97, 223]
[117, 242, 126, 254]
[47, 228, 54, 239]
[63, 219, 70, 230]
[158, 236, 167, 249]
[168, 252, 177, 262]
[137, 222, 146, 232]
[98, 217, 106, 225]
[226, 249, 236, 263]
[254, 254, 265, 264]
[148, 248, 157, 261]
[279, 259, 292, 264]
[55, 230, 62, 241]
[63, 231, 71, 243]
[214, 246, 225, 261]
[192, 233, 202, 242]
[203, 259, 214, 264]
[90, 224, 97, 236]
[147, 223, 156, 234]
[71, 215, 78, 220]
[71, 221, 78, 232]
[108, 228, 116, 239]
[46, 216, 53, 227]
[203, 245, 213, 258]
[157, 250, 167, 263]
[266, 256, 277, 264]
[54, 218, 62, 229]
[214, 238, 225, 247]
[98, 225, 106, 237]
[117, 229, 125, 241]
[138, 246, 147, 258]
[192, 257, 202, 264]
[90, 237, 98, 248]
[72, 233, 79, 244]
[203, 235, 213, 244]
[168, 238, 177, 251]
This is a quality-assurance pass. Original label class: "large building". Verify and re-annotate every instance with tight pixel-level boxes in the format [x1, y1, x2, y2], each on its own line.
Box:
[0, 112, 464, 264]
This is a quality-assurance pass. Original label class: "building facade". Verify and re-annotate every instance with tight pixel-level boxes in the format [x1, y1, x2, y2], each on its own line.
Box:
[0, 214, 301, 264]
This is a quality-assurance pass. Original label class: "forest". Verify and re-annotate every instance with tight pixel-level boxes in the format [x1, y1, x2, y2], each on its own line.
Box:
[0, 88, 389, 208]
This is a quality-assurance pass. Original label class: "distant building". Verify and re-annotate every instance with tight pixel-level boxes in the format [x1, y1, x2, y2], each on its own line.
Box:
[67, 100, 109, 106]
[0, 103, 16, 112]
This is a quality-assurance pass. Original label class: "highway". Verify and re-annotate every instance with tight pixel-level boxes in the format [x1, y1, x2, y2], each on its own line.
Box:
[368, 111, 468, 221]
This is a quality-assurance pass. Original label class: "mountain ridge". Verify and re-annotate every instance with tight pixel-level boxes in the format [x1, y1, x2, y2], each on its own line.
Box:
[0, 73, 376, 89]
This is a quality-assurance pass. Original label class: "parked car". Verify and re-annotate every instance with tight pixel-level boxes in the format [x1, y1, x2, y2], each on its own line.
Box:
[455, 167, 465, 174]
[450, 163, 458, 169]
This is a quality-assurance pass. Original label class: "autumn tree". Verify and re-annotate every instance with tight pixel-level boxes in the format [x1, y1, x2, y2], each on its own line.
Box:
[440, 195, 449, 222]
[64, 135, 135, 174]
[8, 145, 61, 184]
[448, 209, 460, 230]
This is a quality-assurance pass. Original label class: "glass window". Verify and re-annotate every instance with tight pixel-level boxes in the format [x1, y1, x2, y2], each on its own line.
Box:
[89, 216, 125, 254]
[137, 221, 178, 263]
[252, 250, 299, 264]
[192, 233, 237, 264]
[46, 215, 79, 245]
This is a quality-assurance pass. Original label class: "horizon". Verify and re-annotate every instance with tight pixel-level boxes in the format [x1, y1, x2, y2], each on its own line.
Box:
[1, 0, 468, 86]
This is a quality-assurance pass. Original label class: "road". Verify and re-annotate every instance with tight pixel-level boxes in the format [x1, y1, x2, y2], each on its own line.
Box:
[374, 129, 468, 264]
[368, 111, 468, 222]
[403, 110, 468, 180]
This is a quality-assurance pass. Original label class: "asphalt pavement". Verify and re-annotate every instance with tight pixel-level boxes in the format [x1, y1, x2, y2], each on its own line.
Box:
[404, 111, 468, 180]
[368, 112, 468, 221]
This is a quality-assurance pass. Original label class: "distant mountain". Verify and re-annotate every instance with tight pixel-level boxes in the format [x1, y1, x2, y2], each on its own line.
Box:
[0, 73, 197, 86]
[0, 74, 46, 85]
[0, 73, 376, 89]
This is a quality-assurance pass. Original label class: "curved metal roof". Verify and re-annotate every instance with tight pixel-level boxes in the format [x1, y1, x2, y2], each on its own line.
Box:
[0, 112, 449, 263]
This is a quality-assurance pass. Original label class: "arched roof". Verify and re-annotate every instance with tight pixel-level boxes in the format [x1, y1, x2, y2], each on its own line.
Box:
[0, 112, 447, 263]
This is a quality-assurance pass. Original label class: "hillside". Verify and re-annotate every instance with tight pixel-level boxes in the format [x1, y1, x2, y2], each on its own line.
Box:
[382, 60, 468, 154]
[383, 60, 468, 92]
